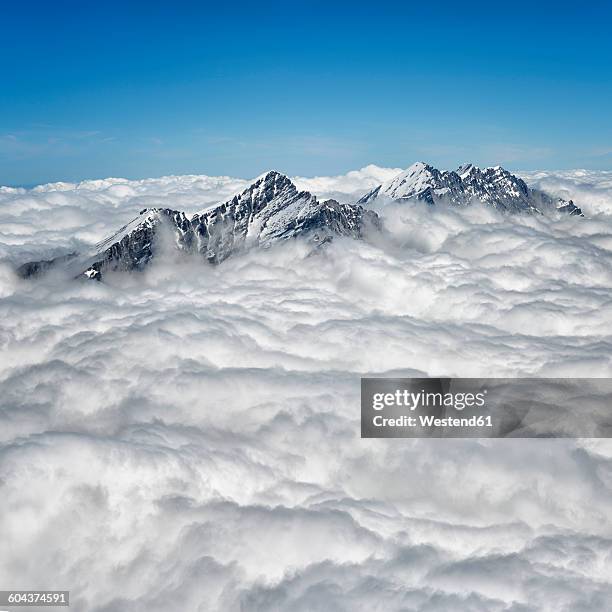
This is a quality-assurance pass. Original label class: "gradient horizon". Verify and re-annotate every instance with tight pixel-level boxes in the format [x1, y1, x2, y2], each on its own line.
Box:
[2, 0, 611, 186]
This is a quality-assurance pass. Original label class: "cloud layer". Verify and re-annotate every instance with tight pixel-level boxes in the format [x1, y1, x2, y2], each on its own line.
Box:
[1, 168, 612, 611]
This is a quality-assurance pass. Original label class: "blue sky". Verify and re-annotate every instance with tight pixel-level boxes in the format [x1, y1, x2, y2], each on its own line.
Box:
[2, 0, 611, 185]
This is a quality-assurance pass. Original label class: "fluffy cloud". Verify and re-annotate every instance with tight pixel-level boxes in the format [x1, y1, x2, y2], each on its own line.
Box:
[1, 169, 612, 611]
[293, 164, 403, 202]
[520, 169, 612, 216]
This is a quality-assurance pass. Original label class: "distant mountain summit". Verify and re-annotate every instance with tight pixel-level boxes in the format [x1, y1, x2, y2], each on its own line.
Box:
[358, 162, 583, 216]
[18, 171, 380, 280]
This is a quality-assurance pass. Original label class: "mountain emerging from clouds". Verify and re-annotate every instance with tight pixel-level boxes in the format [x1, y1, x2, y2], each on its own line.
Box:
[17, 163, 582, 280]
[359, 162, 584, 216]
[18, 170, 380, 280]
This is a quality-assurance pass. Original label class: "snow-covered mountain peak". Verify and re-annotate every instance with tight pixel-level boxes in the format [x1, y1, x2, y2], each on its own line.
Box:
[251, 169, 294, 191]
[224, 170, 310, 216]
[406, 161, 432, 173]
[358, 161, 463, 206]
[388, 161, 434, 183]
[359, 161, 583, 216]
[380, 163, 428, 192]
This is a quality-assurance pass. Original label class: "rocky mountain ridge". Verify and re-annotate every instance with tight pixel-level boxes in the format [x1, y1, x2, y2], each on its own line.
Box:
[18, 171, 380, 280]
[17, 164, 584, 281]
[358, 162, 583, 216]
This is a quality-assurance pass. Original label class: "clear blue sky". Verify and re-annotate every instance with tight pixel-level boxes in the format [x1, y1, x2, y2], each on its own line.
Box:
[2, 0, 611, 185]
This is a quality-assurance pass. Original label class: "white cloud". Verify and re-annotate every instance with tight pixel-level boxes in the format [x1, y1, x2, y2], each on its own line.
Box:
[293, 164, 403, 202]
[520, 169, 612, 216]
[1, 168, 612, 610]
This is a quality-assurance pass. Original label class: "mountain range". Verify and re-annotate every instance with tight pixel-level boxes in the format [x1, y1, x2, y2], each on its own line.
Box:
[17, 163, 583, 280]
[359, 162, 583, 215]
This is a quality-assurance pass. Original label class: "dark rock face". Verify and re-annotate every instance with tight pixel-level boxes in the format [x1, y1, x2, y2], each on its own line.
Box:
[551, 200, 583, 216]
[186, 171, 379, 263]
[17, 252, 78, 279]
[18, 171, 381, 280]
[359, 162, 584, 216]
[80, 209, 189, 279]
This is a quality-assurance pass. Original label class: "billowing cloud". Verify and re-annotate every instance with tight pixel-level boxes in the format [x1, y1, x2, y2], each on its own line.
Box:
[1, 168, 612, 611]
[293, 164, 403, 202]
[520, 169, 612, 216]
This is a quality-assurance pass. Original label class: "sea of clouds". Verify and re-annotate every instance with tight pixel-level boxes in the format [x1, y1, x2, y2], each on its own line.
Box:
[1, 166, 612, 611]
